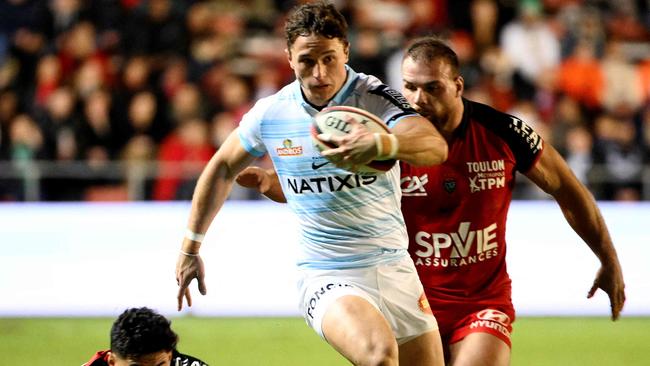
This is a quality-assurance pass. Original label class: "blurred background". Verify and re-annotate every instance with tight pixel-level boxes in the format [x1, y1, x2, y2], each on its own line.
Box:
[0, 0, 649, 202]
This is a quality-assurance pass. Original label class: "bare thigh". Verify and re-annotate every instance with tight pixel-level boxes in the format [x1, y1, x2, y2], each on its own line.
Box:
[398, 329, 445, 366]
[449, 332, 511, 366]
[321, 295, 398, 366]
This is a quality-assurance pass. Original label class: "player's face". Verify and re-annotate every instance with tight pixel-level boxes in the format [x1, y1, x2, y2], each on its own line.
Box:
[108, 350, 173, 366]
[287, 34, 349, 107]
[401, 56, 463, 127]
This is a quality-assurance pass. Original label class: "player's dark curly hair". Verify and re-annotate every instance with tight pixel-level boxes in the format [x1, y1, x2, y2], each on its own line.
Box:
[404, 37, 460, 77]
[110, 307, 178, 358]
[284, 1, 349, 50]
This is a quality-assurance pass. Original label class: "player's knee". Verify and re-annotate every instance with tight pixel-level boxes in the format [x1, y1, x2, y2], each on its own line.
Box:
[359, 338, 398, 366]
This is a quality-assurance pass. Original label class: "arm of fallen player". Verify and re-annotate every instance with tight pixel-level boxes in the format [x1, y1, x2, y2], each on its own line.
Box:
[236, 166, 287, 203]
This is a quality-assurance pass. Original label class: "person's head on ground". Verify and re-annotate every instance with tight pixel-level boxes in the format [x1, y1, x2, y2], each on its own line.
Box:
[108, 307, 178, 366]
[401, 37, 465, 133]
[284, 1, 350, 107]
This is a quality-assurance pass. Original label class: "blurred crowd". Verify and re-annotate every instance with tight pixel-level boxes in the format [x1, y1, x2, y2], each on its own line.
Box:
[0, 0, 649, 201]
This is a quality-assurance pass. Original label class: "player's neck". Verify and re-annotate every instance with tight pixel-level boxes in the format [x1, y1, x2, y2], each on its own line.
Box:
[438, 101, 464, 141]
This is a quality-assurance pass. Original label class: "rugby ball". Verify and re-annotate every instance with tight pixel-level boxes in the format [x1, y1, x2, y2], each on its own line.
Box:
[311, 106, 397, 174]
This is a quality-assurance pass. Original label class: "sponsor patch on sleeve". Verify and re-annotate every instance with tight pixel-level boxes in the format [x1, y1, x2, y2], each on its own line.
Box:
[369, 84, 417, 113]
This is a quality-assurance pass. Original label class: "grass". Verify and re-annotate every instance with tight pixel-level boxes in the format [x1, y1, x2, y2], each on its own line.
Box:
[510, 317, 650, 366]
[0, 317, 647, 365]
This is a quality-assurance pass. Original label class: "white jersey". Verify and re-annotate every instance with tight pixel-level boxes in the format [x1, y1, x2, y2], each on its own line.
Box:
[238, 67, 418, 269]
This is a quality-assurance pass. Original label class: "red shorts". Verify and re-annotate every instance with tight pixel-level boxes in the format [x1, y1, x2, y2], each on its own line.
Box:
[432, 300, 515, 355]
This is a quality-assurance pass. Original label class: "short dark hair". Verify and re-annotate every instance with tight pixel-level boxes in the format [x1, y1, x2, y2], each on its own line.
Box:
[284, 1, 349, 50]
[404, 37, 460, 77]
[110, 307, 178, 358]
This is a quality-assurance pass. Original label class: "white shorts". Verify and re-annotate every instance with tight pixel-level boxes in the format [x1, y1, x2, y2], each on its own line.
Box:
[297, 255, 438, 345]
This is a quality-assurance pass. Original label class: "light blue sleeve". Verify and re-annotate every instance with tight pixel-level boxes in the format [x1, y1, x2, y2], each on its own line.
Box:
[237, 98, 271, 157]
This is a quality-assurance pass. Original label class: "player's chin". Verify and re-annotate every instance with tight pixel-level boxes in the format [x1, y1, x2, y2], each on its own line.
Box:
[309, 87, 333, 100]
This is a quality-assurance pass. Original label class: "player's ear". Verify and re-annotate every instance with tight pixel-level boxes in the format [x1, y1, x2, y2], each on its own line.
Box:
[455, 75, 464, 97]
[107, 352, 116, 366]
[343, 41, 350, 62]
[163, 350, 173, 363]
[285, 48, 294, 70]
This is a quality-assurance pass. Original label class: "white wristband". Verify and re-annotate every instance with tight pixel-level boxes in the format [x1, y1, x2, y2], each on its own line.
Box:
[185, 229, 205, 243]
[387, 133, 398, 159]
[373, 133, 384, 157]
[374, 133, 399, 160]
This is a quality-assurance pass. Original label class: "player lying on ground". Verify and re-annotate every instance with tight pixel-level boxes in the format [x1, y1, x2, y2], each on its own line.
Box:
[83, 307, 208, 366]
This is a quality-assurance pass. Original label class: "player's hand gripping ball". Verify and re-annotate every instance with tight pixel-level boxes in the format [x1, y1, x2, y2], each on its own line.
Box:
[311, 106, 397, 174]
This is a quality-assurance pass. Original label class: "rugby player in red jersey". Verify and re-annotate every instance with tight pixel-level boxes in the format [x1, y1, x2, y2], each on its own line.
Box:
[237, 36, 626, 366]
[397, 37, 624, 365]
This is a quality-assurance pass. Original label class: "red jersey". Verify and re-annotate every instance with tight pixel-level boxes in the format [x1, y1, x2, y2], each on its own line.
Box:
[400, 99, 543, 326]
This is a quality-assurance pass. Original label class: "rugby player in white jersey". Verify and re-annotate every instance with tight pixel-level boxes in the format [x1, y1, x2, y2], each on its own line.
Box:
[174, 2, 448, 365]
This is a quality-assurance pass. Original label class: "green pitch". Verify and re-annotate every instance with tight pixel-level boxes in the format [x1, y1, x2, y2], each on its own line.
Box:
[0, 317, 648, 365]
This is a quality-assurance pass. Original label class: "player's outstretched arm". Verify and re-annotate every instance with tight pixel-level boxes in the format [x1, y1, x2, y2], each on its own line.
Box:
[176, 128, 258, 311]
[236, 166, 287, 203]
[525, 144, 626, 320]
[318, 115, 447, 168]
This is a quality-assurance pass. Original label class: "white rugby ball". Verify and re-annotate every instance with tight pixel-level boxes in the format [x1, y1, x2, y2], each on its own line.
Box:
[311, 106, 397, 174]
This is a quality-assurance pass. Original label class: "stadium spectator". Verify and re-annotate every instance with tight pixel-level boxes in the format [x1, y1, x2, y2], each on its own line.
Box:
[153, 117, 215, 201]
[168, 82, 206, 122]
[159, 57, 189, 101]
[214, 74, 252, 121]
[563, 124, 594, 185]
[467, 0, 499, 52]
[175, 2, 448, 365]
[56, 21, 112, 87]
[37, 86, 78, 159]
[592, 113, 647, 200]
[122, 90, 168, 146]
[77, 88, 119, 161]
[33, 54, 62, 109]
[121, 0, 188, 58]
[0, 90, 20, 159]
[83, 306, 208, 366]
[8, 113, 45, 162]
[550, 94, 586, 151]
[556, 40, 604, 111]
[600, 40, 644, 115]
[500, 0, 561, 100]
[348, 27, 389, 81]
[4, 113, 46, 200]
[555, 4, 606, 59]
